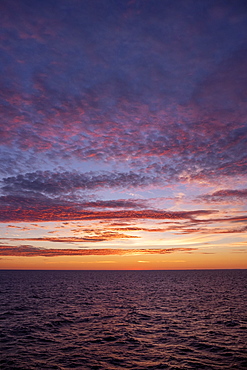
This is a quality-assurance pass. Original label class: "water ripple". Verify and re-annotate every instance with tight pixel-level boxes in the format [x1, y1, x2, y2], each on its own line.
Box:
[0, 270, 246, 369]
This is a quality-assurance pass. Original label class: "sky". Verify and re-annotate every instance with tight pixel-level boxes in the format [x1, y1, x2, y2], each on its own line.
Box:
[0, 0, 247, 270]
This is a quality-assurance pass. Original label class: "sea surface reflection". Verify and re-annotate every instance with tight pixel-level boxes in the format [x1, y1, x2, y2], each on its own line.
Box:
[0, 270, 246, 369]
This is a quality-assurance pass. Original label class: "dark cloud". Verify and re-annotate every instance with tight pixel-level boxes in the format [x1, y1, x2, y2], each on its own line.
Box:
[4, 232, 140, 243]
[0, 173, 217, 224]
[198, 188, 247, 202]
[0, 0, 247, 181]
[0, 193, 148, 213]
[80, 199, 148, 209]
[193, 49, 247, 116]
[176, 225, 247, 235]
[0, 244, 198, 257]
[1, 170, 154, 194]
[109, 219, 247, 236]
[0, 206, 214, 223]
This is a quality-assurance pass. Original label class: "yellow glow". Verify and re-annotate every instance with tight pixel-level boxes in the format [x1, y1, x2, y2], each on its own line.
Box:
[1, 250, 246, 270]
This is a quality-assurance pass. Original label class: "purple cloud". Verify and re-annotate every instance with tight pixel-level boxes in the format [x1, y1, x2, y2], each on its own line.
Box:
[198, 188, 247, 202]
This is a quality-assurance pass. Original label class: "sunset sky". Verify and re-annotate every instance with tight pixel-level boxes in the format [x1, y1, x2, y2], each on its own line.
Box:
[0, 0, 247, 270]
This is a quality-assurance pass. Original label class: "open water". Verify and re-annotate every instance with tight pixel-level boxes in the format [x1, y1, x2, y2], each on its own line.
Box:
[0, 269, 246, 370]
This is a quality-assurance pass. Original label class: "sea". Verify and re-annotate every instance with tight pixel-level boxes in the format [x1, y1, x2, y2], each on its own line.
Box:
[0, 269, 246, 370]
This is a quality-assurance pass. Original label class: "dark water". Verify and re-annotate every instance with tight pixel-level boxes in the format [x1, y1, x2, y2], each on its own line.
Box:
[0, 270, 246, 370]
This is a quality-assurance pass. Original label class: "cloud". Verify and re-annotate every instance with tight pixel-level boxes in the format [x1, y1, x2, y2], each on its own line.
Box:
[0, 202, 215, 222]
[192, 49, 247, 117]
[198, 188, 247, 202]
[0, 194, 148, 213]
[1, 0, 247, 183]
[0, 174, 217, 223]
[177, 225, 247, 235]
[1, 170, 155, 194]
[0, 244, 198, 257]
[0, 0, 247, 265]
[112, 222, 247, 235]
[3, 232, 140, 243]
[1, 171, 246, 238]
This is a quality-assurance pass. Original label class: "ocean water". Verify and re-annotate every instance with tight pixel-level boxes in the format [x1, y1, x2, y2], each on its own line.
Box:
[0, 270, 246, 370]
